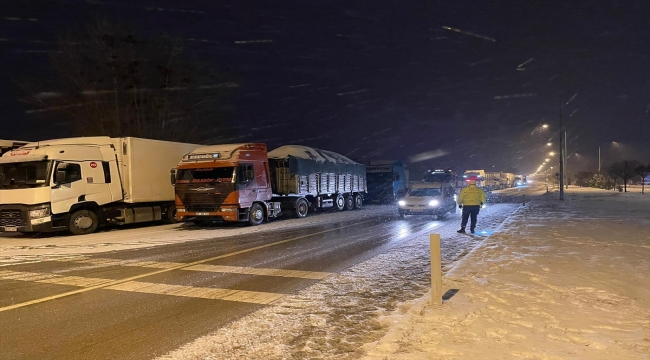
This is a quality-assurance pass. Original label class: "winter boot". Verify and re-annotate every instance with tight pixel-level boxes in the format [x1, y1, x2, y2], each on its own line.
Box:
[470, 228, 475, 234]
[457, 227, 466, 233]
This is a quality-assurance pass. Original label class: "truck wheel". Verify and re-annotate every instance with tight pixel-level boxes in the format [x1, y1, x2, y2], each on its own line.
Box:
[68, 210, 99, 235]
[353, 194, 363, 209]
[164, 204, 178, 224]
[344, 194, 354, 210]
[248, 203, 265, 226]
[294, 199, 309, 218]
[334, 194, 345, 211]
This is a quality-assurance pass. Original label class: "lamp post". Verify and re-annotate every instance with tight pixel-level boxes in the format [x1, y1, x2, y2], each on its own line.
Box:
[558, 74, 565, 200]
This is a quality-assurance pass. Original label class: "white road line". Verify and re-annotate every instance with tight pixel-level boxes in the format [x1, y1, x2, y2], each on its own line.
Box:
[0, 219, 373, 312]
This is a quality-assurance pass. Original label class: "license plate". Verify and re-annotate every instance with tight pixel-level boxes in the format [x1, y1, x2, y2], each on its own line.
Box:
[410, 208, 423, 212]
[196, 212, 210, 216]
[2, 226, 18, 232]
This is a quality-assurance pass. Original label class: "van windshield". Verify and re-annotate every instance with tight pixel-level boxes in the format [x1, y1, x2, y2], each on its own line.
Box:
[408, 188, 441, 197]
[176, 167, 235, 184]
[0, 161, 52, 189]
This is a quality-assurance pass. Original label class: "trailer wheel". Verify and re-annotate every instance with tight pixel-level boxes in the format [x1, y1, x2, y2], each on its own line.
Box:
[68, 210, 99, 235]
[248, 203, 265, 226]
[334, 194, 345, 211]
[294, 199, 309, 218]
[353, 194, 363, 209]
[344, 194, 354, 210]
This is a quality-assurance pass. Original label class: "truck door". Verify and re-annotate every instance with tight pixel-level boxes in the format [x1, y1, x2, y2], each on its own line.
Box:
[237, 163, 257, 207]
[254, 162, 270, 201]
[50, 162, 87, 215]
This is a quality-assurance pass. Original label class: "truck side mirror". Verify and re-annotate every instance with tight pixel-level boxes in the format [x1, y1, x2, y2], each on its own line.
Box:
[170, 169, 176, 185]
[55, 170, 66, 184]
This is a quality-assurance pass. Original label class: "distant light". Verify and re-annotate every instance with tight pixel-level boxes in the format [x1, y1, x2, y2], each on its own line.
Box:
[547, 142, 552, 146]
[549, 152, 555, 156]
[542, 124, 549, 129]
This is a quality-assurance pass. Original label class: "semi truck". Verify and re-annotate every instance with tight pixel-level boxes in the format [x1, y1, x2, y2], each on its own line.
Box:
[173, 143, 367, 225]
[365, 160, 408, 204]
[463, 169, 486, 187]
[0, 137, 199, 235]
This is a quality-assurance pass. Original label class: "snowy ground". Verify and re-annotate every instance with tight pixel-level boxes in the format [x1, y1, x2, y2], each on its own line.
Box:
[361, 187, 650, 360]
[154, 187, 649, 360]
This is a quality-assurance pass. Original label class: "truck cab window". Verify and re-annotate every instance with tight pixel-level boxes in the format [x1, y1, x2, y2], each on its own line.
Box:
[56, 163, 82, 184]
[238, 164, 254, 183]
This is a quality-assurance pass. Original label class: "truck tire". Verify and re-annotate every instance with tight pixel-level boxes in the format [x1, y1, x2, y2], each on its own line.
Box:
[334, 194, 345, 211]
[344, 194, 354, 210]
[164, 204, 178, 224]
[248, 203, 265, 226]
[68, 210, 99, 235]
[353, 194, 363, 209]
[294, 198, 309, 218]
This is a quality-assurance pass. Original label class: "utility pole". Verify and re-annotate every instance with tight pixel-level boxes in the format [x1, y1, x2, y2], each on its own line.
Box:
[598, 146, 601, 173]
[559, 73, 565, 200]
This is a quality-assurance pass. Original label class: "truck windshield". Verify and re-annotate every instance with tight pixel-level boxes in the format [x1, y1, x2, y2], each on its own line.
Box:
[367, 172, 392, 184]
[176, 167, 235, 184]
[0, 161, 52, 189]
[409, 188, 441, 197]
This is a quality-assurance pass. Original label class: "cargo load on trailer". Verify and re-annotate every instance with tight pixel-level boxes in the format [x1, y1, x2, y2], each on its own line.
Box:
[0, 137, 199, 234]
[173, 143, 367, 226]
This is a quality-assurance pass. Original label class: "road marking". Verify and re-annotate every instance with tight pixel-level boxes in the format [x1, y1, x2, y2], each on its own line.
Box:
[184, 264, 332, 279]
[59, 258, 333, 279]
[0, 219, 374, 312]
[0, 270, 114, 287]
[107, 281, 283, 304]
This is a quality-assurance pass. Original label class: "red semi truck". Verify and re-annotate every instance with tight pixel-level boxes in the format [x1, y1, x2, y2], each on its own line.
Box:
[172, 143, 367, 225]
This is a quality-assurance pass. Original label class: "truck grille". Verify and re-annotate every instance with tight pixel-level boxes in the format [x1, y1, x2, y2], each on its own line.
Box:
[181, 193, 229, 211]
[0, 210, 25, 227]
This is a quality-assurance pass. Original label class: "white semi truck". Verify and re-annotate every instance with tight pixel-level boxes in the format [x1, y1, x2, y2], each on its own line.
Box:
[0, 137, 198, 235]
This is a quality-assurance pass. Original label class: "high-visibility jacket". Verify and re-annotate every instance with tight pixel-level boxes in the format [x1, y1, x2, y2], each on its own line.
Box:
[458, 185, 486, 206]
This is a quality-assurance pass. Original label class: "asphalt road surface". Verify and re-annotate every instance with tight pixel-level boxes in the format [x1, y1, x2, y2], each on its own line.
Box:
[0, 187, 542, 359]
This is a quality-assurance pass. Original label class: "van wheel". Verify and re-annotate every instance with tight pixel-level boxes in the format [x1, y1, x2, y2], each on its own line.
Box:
[69, 210, 99, 235]
[344, 194, 354, 210]
[334, 194, 345, 211]
[248, 203, 265, 226]
[353, 194, 363, 209]
[295, 198, 309, 218]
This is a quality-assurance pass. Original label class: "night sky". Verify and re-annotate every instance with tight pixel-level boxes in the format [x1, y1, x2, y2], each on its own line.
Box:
[1, 0, 648, 177]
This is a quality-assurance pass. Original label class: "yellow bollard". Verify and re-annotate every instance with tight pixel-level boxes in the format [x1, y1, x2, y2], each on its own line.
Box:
[430, 234, 442, 306]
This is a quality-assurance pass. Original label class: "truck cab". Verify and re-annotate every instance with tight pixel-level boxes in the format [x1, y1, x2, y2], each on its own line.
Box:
[397, 182, 456, 220]
[174, 143, 275, 225]
[366, 160, 407, 204]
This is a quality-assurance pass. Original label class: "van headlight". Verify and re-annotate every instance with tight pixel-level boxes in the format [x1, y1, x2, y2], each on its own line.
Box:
[398, 200, 406, 206]
[29, 206, 50, 219]
[428, 200, 439, 207]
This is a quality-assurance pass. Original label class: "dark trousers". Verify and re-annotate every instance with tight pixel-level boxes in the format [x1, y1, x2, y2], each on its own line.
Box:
[461, 205, 481, 229]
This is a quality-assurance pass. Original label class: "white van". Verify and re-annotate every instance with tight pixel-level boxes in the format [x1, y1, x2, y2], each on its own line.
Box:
[397, 182, 456, 220]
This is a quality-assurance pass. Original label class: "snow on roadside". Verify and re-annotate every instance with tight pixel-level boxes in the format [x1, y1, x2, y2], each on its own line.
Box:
[361, 187, 650, 360]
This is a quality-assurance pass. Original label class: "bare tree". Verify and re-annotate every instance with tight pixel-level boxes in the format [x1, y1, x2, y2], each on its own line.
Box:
[20, 18, 238, 143]
[607, 160, 641, 192]
[635, 163, 650, 194]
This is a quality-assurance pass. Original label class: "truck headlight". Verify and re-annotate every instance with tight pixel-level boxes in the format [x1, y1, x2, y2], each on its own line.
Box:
[398, 200, 406, 206]
[176, 208, 186, 213]
[29, 206, 50, 219]
[220, 207, 237, 212]
[428, 200, 439, 207]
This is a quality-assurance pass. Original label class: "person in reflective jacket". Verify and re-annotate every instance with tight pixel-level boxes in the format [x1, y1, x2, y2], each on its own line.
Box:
[457, 180, 486, 234]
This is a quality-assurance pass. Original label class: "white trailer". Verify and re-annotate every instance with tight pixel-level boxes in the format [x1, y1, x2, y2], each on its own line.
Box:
[0, 137, 198, 234]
